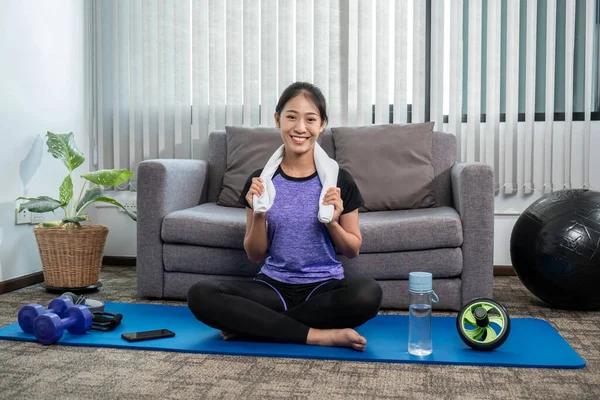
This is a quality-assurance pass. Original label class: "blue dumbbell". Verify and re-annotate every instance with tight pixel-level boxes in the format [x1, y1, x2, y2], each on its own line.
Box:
[18, 297, 75, 334]
[32, 305, 93, 345]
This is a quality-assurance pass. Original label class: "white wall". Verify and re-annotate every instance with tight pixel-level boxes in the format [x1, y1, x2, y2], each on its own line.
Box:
[0, 0, 87, 282]
[97, 120, 600, 266]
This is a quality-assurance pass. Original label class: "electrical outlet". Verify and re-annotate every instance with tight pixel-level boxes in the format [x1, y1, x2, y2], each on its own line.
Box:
[15, 201, 31, 225]
[120, 200, 137, 214]
[30, 212, 45, 225]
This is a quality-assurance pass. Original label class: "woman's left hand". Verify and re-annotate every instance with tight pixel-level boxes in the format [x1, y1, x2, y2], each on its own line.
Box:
[323, 187, 343, 223]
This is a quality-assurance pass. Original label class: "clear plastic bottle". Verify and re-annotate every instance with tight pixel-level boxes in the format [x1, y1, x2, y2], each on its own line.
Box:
[408, 272, 439, 356]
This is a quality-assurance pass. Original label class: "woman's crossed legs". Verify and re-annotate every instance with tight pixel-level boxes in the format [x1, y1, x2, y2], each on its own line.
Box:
[187, 275, 382, 351]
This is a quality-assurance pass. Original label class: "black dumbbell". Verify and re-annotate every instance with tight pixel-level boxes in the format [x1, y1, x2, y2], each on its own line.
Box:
[32, 305, 93, 345]
[18, 297, 75, 334]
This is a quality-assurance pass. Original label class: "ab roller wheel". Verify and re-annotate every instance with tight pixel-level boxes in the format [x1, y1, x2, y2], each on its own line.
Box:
[456, 298, 511, 351]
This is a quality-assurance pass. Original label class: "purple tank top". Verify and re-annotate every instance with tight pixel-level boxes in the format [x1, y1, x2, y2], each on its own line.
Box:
[259, 172, 344, 284]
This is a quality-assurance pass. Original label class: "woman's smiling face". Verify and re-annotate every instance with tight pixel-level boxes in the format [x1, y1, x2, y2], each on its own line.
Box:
[275, 93, 327, 156]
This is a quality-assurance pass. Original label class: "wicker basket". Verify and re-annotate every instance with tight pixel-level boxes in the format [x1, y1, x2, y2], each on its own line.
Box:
[33, 224, 109, 288]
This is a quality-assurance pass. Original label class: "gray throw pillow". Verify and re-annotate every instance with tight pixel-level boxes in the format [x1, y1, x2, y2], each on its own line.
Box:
[331, 122, 436, 211]
[217, 126, 282, 207]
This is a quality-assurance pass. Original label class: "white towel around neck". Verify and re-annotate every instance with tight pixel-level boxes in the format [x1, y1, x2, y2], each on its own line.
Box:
[252, 142, 339, 223]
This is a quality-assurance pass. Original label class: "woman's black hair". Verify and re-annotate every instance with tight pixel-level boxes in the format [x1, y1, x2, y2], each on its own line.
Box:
[275, 81, 328, 123]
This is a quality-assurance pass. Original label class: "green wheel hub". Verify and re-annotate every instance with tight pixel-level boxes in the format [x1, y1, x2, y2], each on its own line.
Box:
[456, 298, 511, 351]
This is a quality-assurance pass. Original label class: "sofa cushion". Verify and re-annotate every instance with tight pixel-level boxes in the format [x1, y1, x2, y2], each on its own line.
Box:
[340, 248, 462, 279]
[332, 122, 436, 211]
[162, 203, 247, 249]
[164, 245, 461, 280]
[377, 279, 462, 310]
[358, 206, 463, 253]
[162, 203, 462, 255]
[163, 245, 260, 276]
[217, 126, 282, 207]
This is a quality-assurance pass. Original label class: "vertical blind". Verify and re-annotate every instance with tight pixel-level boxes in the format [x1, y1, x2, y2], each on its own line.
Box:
[90, 0, 598, 193]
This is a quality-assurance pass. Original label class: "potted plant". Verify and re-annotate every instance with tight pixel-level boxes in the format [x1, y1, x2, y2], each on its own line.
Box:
[18, 131, 137, 289]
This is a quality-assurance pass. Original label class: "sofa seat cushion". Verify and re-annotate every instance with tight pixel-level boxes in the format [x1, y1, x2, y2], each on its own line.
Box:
[162, 203, 246, 249]
[163, 244, 260, 276]
[359, 206, 463, 253]
[340, 248, 462, 279]
[162, 203, 462, 253]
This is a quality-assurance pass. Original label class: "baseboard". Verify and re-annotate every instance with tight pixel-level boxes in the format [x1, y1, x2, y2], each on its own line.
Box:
[494, 265, 516, 276]
[0, 272, 44, 295]
[102, 256, 136, 267]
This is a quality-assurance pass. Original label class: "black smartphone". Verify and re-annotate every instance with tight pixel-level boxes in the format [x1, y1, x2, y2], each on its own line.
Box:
[121, 329, 175, 342]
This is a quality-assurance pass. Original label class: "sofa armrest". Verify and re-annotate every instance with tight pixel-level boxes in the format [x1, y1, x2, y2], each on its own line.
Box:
[451, 162, 494, 304]
[137, 159, 209, 298]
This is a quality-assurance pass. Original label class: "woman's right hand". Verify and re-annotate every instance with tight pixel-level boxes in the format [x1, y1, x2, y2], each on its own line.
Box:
[245, 177, 265, 209]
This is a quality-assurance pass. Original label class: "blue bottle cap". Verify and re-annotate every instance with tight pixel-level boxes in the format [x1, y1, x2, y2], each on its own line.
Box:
[409, 272, 433, 292]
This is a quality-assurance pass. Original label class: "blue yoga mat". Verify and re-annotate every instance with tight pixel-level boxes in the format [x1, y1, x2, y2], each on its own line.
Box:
[0, 302, 585, 369]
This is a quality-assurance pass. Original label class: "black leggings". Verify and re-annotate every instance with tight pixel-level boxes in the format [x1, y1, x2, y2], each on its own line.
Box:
[187, 274, 383, 344]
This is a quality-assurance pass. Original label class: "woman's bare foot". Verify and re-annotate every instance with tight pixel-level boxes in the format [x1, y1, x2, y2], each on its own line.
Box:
[220, 330, 237, 340]
[306, 328, 367, 351]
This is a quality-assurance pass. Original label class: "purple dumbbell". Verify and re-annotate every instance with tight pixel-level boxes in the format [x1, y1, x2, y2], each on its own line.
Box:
[18, 297, 75, 334]
[32, 305, 93, 345]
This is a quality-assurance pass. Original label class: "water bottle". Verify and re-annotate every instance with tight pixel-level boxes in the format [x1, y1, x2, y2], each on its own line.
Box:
[408, 272, 439, 356]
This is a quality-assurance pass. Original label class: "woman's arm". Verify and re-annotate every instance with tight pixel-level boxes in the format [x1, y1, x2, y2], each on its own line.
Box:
[241, 177, 268, 263]
[243, 208, 268, 263]
[322, 169, 364, 258]
[325, 209, 362, 258]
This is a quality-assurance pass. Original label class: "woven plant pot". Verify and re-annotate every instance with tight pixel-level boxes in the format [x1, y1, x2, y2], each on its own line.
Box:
[33, 224, 109, 288]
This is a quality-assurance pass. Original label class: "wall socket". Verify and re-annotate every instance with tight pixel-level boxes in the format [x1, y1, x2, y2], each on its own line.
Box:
[30, 212, 45, 225]
[15, 200, 31, 225]
[120, 200, 137, 214]
[94, 192, 137, 214]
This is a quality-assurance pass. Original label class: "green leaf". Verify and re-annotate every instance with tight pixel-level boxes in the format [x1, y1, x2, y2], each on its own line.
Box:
[78, 196, 137, 221]
[46, 132, 85, 173]
[76, 186, 104, 212]
[17, 196, 63, 213]
[81, 169, 134, 187]
[63, 216, 90, 223]
[59, 175, 73, 206]
[41, 221, 60, 227]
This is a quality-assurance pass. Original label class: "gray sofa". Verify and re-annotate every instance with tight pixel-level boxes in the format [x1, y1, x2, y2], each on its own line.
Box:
[137, 129, 494, 310]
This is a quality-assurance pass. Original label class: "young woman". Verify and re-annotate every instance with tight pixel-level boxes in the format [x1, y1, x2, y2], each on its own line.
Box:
[187, 82, 382, 351]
